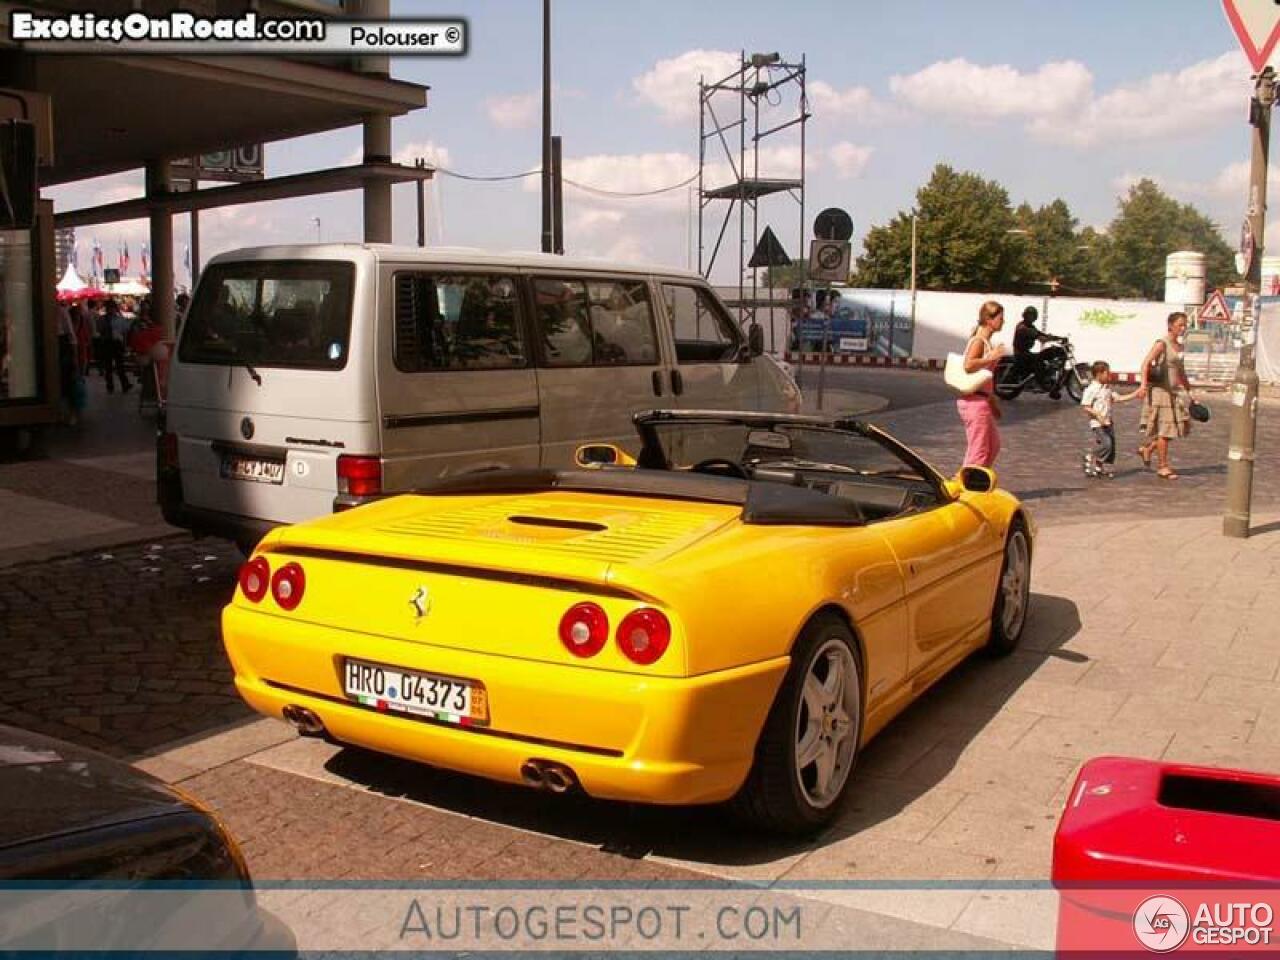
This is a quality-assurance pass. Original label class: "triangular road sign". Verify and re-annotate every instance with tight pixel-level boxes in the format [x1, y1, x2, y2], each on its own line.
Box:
[1200, 289, 1232, 322]
[1222, 1, 1280, 73]
[748, 226, 791, 269]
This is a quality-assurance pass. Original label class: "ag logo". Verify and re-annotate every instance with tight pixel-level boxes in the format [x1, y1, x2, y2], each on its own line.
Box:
[240, 416, 255, 441]
[1133, 895, 1190, 952]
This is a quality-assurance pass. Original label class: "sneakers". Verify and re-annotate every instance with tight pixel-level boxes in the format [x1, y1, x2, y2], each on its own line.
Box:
[1082, 453, 1098, 477]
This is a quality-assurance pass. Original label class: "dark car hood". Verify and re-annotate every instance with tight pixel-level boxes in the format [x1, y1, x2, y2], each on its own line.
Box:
[0, 725, 184, 850]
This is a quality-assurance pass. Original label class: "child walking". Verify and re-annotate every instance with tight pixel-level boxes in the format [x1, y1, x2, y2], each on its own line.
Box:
[1080, 361, 1139, 478]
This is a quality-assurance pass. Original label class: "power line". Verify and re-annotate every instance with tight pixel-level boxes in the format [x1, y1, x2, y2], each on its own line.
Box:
[434, 165, 698, 197]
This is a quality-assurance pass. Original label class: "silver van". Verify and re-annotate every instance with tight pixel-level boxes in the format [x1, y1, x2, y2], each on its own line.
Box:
[160, 245, 801, 551]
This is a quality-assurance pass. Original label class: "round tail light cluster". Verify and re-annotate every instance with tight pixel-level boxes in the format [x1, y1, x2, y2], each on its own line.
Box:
[237, 557, 270, 603]
[236, 557, 306, 610]
[558, 603, 671, 665]
[271, 562, 306, 611]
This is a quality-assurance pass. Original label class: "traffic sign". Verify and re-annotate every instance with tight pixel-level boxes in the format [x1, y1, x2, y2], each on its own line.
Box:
[813, 207, 853, 243]
[748, 225, 791, 269]
[1200, 289, 1232, 322]
[808, 239, 851, 283]
[1222, 1, 1280, 74]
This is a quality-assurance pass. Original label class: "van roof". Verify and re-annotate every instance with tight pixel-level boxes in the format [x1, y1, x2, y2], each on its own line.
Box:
[206, 244, 705, 281]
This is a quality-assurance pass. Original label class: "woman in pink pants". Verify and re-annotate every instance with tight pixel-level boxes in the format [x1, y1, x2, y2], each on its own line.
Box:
[957, 300, 1008, 467]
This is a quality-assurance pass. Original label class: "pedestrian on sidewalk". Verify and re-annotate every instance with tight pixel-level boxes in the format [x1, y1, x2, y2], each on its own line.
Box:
[1136, 312, 1195, 480]
[1080, 361, 1139, 478]
[70, 298, 94, 376]
[102, 299, 133, 394]
[956, 300, 1008, 468]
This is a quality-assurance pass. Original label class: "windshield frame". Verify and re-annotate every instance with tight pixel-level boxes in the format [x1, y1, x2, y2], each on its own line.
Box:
[632, 409, 948, 501]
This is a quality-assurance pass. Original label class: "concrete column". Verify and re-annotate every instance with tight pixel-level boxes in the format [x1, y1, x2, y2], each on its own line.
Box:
[353, 0, 392, 244]
[147, 160, 175, 337]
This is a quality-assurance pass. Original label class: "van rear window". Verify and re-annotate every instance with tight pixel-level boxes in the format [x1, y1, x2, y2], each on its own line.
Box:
[179, 261, 355, 370]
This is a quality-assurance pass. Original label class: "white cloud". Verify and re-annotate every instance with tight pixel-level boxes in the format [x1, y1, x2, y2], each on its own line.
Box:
[827, 142, 873, 179]
[343, 140, 451, 168]
[1029, 51, 1248, 147]
[890, 58, 1093, 120]
[808, 81, 897, 122]
[485, 91, 539, 130]
[632, 49, 740, 123]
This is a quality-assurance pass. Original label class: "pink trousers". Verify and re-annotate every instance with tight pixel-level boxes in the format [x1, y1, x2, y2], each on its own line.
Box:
[957, 394, 1001, 467]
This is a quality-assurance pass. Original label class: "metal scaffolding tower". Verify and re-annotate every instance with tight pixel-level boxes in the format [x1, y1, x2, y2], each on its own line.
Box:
[697, 52, 809, 336]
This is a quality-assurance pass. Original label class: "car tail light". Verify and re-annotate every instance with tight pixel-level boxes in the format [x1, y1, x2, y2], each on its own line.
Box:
[160, 431, 179, 470]
[337, 455, 382, 497]
[270, 562, 306, 611]
[237, 556, 270, 603]
[616, 608, 671, 665]
[559, 602, 608, 658]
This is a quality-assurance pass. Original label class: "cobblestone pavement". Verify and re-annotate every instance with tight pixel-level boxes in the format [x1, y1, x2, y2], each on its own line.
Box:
[2, 369, 1277, 920]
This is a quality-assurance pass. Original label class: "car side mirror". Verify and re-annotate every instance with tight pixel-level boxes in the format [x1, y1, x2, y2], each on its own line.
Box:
[957, 465, 996, 494]
[748, 322, 765, 357]
[574, 443, 636, 468]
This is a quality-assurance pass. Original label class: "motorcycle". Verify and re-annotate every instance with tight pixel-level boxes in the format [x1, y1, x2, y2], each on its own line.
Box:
[993, 336, 1090, 401]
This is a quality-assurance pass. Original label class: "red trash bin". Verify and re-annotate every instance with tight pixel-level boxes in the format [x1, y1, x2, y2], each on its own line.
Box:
[1053, 756, 1280, 956]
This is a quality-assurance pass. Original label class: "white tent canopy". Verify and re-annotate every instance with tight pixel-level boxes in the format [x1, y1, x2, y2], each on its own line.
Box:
[56, 263, 87, 293]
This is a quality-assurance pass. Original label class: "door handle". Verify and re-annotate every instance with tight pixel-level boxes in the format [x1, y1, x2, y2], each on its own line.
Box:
[651, 369, 663, 396]
[671, 369, 684, 396]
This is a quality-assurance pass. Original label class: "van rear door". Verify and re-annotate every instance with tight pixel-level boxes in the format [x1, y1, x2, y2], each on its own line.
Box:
[167, 258, 376, 527]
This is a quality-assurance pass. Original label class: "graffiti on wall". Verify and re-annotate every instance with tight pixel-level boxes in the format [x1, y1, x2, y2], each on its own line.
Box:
[1077, 308, 1137, 329]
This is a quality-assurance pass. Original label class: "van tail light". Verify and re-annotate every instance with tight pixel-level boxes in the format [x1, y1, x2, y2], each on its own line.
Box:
[237, 556, 270, 603]
[559, 602, 608, 658]
[160, 432, 179, 470]
[270, 562, 306, 611]
[617, 609, 671, 665]
[337, 455, 382, 497]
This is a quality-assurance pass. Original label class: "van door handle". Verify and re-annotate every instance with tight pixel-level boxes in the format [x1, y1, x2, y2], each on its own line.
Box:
[671, 370, 684, 396]
[651, 370, 663, 396]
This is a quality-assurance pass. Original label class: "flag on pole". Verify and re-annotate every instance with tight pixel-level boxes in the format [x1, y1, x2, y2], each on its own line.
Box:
[71, 241, 80, 274]
[118, 241, 130, 275]
[184, 245, 191, 276]
[92, 239, 104, 278]
[140, 242, 150, 278]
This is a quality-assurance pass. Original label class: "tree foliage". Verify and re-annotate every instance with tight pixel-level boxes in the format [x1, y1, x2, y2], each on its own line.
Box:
[851, 166, 1230, 299]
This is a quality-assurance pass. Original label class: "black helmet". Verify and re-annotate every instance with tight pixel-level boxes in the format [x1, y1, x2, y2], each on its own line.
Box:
[1022, 306, 1038, 323]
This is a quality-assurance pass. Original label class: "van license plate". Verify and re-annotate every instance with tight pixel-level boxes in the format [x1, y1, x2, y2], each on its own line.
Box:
[343, 658, 488, 725]
[221, 455, 285, 484]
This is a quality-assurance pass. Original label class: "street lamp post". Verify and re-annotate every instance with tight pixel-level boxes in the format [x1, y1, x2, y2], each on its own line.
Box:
[1224, 66, 1275, 539]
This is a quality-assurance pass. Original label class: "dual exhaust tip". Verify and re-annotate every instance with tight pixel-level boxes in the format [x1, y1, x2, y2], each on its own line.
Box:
[282, 704, 326, 737]
[520, 758, 578, 794]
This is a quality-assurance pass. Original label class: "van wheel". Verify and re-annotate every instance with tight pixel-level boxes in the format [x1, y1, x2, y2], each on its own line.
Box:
[732, 613, 862, 834]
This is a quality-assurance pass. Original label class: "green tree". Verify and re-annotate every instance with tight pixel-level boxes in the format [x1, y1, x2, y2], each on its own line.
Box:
[853, 164, 1021, 291]
[1103, 179, 1234, 298]
[762, 260, 808, 289]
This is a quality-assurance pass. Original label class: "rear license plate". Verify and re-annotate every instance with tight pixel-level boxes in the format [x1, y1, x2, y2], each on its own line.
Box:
[221, 454, 285, 485]
[342, 658, 488, 726]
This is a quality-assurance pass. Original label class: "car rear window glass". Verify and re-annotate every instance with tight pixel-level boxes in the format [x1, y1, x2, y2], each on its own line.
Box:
[394, 273, 526, 371]
[179, 261, 354, 370]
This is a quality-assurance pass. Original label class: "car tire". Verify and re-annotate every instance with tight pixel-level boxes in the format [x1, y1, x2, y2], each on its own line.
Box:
[732, 613, 862, 835]
[986, 519, 1031, 657]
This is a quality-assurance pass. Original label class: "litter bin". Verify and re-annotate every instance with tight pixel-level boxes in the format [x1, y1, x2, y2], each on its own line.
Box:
[1053, 756, 1280, 955]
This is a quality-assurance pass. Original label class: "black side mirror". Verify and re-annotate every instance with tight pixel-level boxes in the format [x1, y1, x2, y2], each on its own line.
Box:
[748, 323, 764, 357]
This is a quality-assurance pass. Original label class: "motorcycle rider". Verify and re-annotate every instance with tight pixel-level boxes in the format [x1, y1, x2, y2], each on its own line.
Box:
[1011, 305, 1067, 388]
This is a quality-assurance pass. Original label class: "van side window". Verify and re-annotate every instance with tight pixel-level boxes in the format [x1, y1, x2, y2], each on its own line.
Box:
[662, 284, 743, 364]
[394, 273, 526, 371]
[534, 277, 659, 367]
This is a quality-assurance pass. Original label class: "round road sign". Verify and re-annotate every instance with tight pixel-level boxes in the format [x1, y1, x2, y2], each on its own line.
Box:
[814, 207, 853, 243]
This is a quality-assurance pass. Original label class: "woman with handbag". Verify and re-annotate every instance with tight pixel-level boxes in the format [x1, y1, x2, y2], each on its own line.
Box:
[955, 300, 1009, 467]
[1136, 311, 1196, 480]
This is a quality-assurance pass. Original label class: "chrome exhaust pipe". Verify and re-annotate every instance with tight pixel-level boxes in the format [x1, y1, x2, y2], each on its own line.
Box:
[520, 760, 546, 788]
[543, 765, 572, 793]
[282, 705, 326, 736]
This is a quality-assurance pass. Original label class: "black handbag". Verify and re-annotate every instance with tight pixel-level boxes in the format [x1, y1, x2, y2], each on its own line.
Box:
[1189, 400, 1210, 423]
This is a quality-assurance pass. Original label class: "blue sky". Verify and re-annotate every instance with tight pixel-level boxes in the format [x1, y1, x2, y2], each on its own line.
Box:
[48, 0, 1268, 286]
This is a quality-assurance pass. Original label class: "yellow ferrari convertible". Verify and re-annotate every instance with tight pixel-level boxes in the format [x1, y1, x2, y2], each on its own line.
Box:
[223, 410, 1032, 833]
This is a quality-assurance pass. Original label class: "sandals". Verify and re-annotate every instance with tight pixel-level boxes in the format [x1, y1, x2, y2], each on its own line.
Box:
[1137, 445, 1153, 469]
[1156, 468, 1179, 480]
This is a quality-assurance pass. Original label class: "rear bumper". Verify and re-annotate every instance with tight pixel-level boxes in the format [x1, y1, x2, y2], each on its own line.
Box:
[223, 606, 787, 805]
[160, 469, 277, 550]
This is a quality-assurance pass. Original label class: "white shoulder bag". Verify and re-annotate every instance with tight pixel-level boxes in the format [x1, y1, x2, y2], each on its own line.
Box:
[944, 345, 994, 395]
